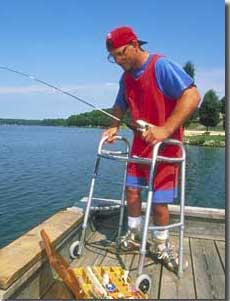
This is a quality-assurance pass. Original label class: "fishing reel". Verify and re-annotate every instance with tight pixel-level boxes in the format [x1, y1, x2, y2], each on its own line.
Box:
[136, 120, 150, 132]
[127, 119, 153, 133]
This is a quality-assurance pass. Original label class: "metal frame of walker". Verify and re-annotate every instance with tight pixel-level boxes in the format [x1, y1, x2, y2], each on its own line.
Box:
[75, 135, 186, 278]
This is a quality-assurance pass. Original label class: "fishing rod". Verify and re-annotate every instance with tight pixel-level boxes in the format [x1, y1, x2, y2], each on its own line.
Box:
[0, 65, 148, 131]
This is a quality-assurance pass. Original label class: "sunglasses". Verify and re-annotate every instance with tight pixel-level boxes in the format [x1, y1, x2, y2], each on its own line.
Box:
[107, 45, 131, 63]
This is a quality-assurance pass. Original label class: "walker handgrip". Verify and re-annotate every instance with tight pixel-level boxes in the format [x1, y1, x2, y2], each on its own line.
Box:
[101, 150, 128, 156]
[98, 135, 130, 156]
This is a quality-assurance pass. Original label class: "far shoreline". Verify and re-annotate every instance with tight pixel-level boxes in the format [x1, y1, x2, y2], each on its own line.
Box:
[184, 130, 225, 147]
[0, 124, 225, 147]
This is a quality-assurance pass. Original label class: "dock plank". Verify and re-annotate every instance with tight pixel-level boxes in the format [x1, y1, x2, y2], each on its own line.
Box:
[97, 228, 137, 270]
[170, 216, 225, 240]
[42, 280, 75, 299]
[88, 216, 119, 266]
[100, 250, 126, 267]
[160, 236, 195, 299]
[190, 238, 225, 299]
[215, 240, 225, 270]
[71, 230, 112, 268]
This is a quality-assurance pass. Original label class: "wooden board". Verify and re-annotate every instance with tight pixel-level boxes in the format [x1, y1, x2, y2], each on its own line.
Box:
[215, 240, 225, 270]
[170, 217, 225, 240]
[42, 280, 75, 299]
[0, 210, 83, 290]
[190, 238, 225, 299]
[160, 237, 195, 299]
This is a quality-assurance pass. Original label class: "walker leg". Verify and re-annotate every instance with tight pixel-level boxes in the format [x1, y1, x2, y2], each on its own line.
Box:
[138, 191, 153, 275]
[178, 225, 184, 278]
[116, 197, 125, 249]
[116, 162, 128, 249]
[178, 158, 186, 278]
[77, 158, 100, 256]
[77, 192, 94, 256]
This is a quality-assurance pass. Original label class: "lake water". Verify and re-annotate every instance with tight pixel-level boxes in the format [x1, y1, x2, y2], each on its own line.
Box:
[0, 126, 225, 248]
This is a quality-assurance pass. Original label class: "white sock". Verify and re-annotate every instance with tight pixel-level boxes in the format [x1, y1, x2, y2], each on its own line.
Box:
[128, 216, 142, 229]
[153, 229, 169, 241]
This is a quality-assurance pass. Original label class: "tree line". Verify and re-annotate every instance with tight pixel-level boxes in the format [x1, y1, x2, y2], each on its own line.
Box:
[0, 61, 225, 131]
[0, 118, 67, 126]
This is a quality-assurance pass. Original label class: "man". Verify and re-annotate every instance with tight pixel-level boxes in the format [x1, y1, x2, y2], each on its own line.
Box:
[103, 26, 200, 273]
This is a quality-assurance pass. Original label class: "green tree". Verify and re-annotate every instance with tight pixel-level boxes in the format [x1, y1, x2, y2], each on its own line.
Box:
[66, 109, 115, 127]
[183, 61, 199, 126]
[199, 89, 220, 132]
[183, 61, 195, 79]
[66, 115, 79, 126]
[41, 118, 66, 126]
[220, 96, 225, 129]
[220, 96, 225, 114]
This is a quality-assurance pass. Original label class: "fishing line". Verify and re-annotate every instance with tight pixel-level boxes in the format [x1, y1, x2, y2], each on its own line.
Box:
[0, 65, 137, 130]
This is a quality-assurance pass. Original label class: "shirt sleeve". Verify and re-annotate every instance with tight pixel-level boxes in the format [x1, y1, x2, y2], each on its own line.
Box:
[155, 57, 194, 99]
[113, 76, 128, 112]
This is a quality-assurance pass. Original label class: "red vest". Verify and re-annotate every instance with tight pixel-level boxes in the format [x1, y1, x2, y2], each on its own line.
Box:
[123, 54, 183, 190]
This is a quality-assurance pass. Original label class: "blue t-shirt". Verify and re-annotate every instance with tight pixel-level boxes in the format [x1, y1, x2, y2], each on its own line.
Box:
[114, 54, 194, 112]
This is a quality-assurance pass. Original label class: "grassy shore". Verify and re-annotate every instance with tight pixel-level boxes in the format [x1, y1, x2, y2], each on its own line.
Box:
[184, 131, 225, 147]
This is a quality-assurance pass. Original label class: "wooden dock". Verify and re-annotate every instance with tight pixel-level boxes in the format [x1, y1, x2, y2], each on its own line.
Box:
[43, 210, 225, 299]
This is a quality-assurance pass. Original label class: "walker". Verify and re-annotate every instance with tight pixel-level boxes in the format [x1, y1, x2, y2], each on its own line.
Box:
[70, 135, 186, 294]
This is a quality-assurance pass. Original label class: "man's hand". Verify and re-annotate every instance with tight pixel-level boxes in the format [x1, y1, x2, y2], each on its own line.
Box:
[141, 86, 201, 145]
[102, 126, 119, 143]
[141, 123, 170, 145]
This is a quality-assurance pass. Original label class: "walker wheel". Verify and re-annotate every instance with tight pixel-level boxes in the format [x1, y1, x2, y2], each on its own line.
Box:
[135, 274, 151, 294]
[69, 240, 80, 259]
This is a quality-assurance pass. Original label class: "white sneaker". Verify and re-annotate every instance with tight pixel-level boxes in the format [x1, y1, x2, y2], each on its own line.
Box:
[153, 239, 188, 273]
[119, 227, 141, 251]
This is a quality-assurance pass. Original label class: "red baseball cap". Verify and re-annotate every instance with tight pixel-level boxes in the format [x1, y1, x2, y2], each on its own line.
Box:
[106, 26, 147, 51]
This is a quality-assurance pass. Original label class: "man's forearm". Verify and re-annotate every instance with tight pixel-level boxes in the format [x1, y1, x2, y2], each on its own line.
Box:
[164, 86, 201, 136]
[111, 105, 125, 127]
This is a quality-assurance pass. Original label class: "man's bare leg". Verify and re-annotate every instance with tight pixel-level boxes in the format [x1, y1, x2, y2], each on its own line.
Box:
[119, 187, 142, 250]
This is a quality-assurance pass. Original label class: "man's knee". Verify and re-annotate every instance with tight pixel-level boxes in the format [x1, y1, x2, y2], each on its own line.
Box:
[152, 204, 169, 226]
[153, 204, 168, 218]
[126, 187, 140, 203]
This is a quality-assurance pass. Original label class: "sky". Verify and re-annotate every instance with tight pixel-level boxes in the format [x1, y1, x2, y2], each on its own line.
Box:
[0, 0, 225, 119]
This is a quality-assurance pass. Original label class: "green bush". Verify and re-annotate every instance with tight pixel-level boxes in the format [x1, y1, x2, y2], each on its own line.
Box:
[184, 134, 225, 147]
